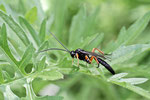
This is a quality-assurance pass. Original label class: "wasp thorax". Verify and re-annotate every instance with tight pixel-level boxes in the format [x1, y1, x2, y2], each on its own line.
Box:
[70, 51, 75, 58]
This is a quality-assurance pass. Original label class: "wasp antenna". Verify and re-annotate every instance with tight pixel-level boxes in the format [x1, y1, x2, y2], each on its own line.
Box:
[40, 48, 69, 53]
[49, 32, 70, 53]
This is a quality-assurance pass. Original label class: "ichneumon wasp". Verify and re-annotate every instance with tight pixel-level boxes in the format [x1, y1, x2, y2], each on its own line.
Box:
[40, 32, 115, 75]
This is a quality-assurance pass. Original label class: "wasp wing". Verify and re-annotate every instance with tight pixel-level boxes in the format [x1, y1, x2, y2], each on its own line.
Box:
[79, 50, 111, 61]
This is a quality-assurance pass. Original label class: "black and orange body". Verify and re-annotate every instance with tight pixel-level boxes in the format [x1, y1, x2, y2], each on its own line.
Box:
[71, 49, 91, 64]
[40, 32, 115, 75]
[70, 48, 115, 75]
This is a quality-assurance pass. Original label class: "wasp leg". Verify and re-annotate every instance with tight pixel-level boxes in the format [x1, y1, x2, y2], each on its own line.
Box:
[89, 56, 99, 67]
[72, 58, 74, 66]
[97, 63, 99, 68]
[85, 55, 90, 64]
[76, 53, 79, 67]
[92, 48, 104, 55]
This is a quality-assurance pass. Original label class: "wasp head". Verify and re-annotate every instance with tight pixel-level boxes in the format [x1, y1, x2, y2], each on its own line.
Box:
[70, 51, 75, 58]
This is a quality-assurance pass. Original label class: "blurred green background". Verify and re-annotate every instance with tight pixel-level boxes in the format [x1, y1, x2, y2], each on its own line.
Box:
[0, 0, 150, 100]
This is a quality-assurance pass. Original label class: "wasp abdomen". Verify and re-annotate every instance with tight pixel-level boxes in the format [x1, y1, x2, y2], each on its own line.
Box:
[97, 58, 115, 75]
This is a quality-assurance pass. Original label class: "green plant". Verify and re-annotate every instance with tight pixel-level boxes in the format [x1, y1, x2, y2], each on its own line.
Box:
[0, 0, 150, 100]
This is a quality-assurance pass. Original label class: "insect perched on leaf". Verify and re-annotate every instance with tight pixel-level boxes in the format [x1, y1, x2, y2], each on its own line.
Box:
[40, 32, 115, 75]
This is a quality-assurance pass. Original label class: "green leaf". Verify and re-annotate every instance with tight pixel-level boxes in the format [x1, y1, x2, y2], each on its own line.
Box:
[69, 7, 99, 48]
[37, 57, 46, 72]
[19, 44, 34, 75]
[0, 85, 20, 100]
[33, 41, 48, 68]
[83, 33, 104, 50]
[22, 79, 64, 100]
[25, 7, 37, 24]
[38, 70, 64, 81]
[109, 73, 128, 80]
[0, 4, 6, 13]
[8, 37, 24, 57]
[22, 79, 36, 100]
[19, 16, 41, 48]
[2, 71, 12, 82]
[81, 33, 99, 48]
[108, 11, 150, 52]
[82, 7, 100, 38]
[119, 78, 148, 85]
[115, 26, 126, 47]
[0, 11, 30, 46]
[124, 11, 150, 44]
[53, 0, 68, 41]
[0, 68, 4, 84]
[37, 41, 48, 52]
[18, 0, 26, 14]
[111, 44, 150, 65]
[109, 79, 150, 99]
[69, 7, 86, 47]
[39, 19, 46, 42]
[0, 24, 19, 67]
[35, 96, 64, 100]
[108, 73, 150, 99]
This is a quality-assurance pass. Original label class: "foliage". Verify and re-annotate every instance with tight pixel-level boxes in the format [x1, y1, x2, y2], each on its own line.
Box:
[0, 0, 150, 100]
